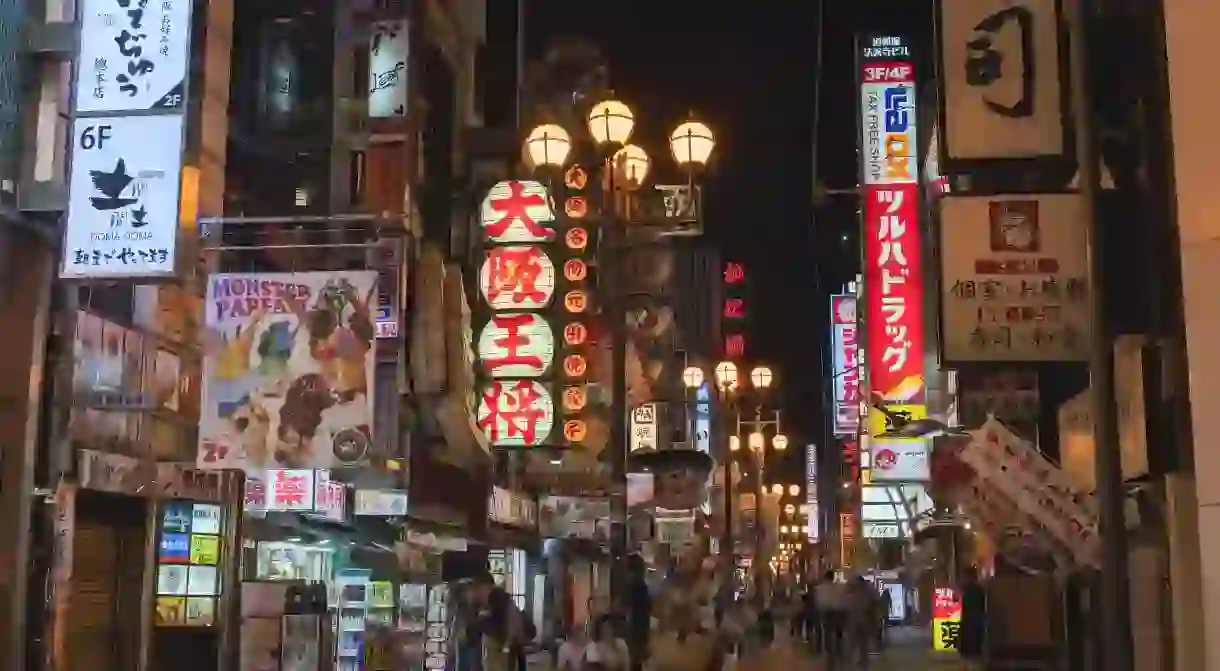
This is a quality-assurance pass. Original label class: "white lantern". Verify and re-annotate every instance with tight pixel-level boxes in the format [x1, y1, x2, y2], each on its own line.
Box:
[477, 313, 555, 378]
[479, 246, 557, 311]
[475, 380, 555, 447]
[612, 144, 650, 189]
[479, 180, 556, 244]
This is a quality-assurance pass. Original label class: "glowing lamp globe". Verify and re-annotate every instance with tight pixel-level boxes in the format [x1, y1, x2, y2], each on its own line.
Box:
[523, 124, 571, 169]
[669, 120, 715, 167]
[587, 99, 635, 146]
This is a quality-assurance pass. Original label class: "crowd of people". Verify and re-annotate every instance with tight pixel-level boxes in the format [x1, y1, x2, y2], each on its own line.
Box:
[458, 565, 898, 671]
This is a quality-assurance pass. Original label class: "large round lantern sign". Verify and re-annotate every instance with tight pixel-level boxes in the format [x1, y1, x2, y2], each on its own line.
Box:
[480, 180, 556, 244]
[480, 246, 556, 311]
[476, 381, 555, 447]
[477, 313, 555, 378]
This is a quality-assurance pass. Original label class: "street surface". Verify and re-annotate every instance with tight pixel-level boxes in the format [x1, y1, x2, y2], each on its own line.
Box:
[526, 627, 961, 670]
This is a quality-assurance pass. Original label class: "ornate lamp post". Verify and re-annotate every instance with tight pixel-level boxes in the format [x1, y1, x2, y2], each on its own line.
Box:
[524, 100, 715, 601]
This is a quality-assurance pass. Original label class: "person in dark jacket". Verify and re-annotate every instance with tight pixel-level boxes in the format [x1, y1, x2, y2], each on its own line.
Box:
[958, 569, 986, 665]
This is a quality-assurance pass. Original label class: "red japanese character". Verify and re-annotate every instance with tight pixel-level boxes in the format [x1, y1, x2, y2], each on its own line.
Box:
[273, 471, 309, 507]
[486, 181, 553, 241]
[724, 262, 745, 284]
[485, 247, 551, 306]
[725, 333, 746, 358]
[484, 314, 546, 374]
[724, 298, 745, 319]
[478, 381, 550, 445]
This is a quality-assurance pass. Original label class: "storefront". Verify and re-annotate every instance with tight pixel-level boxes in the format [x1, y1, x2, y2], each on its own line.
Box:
[488, 486, 542, 632]
[239, 468, 403, 670]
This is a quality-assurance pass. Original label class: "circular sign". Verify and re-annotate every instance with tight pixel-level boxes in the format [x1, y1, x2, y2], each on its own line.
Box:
[563, 290, 589, 313]
[564, 166, 588, 190]
[477, 313, 555, 378]
[479, 180, 556, 244]
[479, 246, 556, 310]
[565, 228, 589, 251]
[563, 259, 588, 282]
[564, 197, 588, 219]
[563, 321, 588, 346]
[874, 448, 898, 470]
[562, 385, 588, 413]
[563, 354, 588, 378]
[475, 381, 555, 447]
[563, 419, 588, 443]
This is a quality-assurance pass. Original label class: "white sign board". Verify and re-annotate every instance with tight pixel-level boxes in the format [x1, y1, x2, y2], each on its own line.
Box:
[939, 195, 1090, 362]
[630, 403, 658, 452]
[869, 439, 931, 482]
[61, 114, 183, 278]
[75, 0, 195, 113]
[368, 20, 409, 118]
[938, 0, 1066, 160]
[863, 521, 903, 539]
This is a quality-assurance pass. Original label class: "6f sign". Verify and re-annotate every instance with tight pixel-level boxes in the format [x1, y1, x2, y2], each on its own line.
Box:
[61, 114, 185, 279]
[78, 125, 113, 150]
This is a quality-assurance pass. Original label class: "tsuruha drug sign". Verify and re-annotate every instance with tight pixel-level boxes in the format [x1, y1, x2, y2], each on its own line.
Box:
[858, 34, 926, 405]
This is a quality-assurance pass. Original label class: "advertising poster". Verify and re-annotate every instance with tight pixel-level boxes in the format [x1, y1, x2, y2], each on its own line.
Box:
[933, 586, 963, 652]
[198, 272, 378, 473]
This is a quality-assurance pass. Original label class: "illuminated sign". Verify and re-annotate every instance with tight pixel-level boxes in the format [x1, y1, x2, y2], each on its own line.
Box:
[477, 313, 555, 378]
[475, 181, 561, 448]
[831, 295, 860, 435]
[480, 180, 556, 244]
[479, 246, 557, 311]
[806, 443, 819, 542]
[933, 586, 963, 652]
[476, 381, 556, 447]
[723, 261, 748, 360]
[858, 38, 925, 406]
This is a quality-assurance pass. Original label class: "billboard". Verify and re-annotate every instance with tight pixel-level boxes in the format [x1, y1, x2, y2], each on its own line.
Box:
[830, 295, 860, 435]
[859, 35, 926, 405]
[197, 271, 378, 472]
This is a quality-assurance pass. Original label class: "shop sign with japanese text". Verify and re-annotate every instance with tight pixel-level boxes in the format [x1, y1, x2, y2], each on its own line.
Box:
[939, 195, 1090, 362]
[831, 295, 860, 435]
[474, 175, 597, 449]
[74, 0, 194, 113]
[859, 40, 926, 404]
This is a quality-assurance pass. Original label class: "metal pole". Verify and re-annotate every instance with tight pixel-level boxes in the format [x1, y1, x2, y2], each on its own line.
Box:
[607, 189, 630, 609]
[1067, 0, 1133, 669]
[719, 390, 735, 610]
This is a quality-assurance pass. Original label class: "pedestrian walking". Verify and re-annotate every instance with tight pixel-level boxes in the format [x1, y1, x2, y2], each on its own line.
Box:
[815, 572, 849, 668]
[845, 577, 875, 666]
[803, 583, 822, 653]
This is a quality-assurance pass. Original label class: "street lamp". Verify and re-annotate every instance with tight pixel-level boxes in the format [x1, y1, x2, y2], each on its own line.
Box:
[612, 144, 651, 190]
[749, 432, 766, 451]
[750, 365, 774, 390]
[715, 361, 739, 391]
[771, 484, 784, 496]
[670, 120, 716, 168]
[587, 99, 635, 146]
[729, 435, 741, 452]
[682, 365, 705, 390]
[788, 484, 800, 497]
[772, 434, 789, 451]
[523, 123, 572, 170]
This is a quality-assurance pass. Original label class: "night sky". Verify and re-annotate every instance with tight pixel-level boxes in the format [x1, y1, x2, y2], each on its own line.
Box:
[524, 1, 935, 483]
